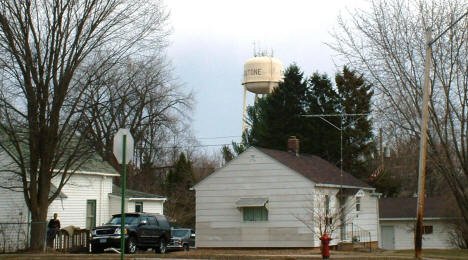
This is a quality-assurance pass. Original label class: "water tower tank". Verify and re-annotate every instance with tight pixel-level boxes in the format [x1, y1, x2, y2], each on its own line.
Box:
[242, 56, 283, 94]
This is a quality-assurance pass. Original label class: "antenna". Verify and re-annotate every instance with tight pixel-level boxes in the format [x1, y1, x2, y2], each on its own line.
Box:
[253, 41, 257, 57]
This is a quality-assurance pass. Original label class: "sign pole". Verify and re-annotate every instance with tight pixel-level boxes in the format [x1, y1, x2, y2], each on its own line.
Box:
[120, 134, 126, 260]
[113, 128, 133, 259]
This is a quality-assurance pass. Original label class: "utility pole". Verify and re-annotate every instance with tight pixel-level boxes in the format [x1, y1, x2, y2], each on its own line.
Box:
[414, 9, 468, 259]
[415, 28, 432, 260]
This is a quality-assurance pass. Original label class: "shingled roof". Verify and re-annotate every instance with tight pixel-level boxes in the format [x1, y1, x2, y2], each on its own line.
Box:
[379, 197, 449, 219]
[112, 184, 166, 200]
[257, 147, 371, 188]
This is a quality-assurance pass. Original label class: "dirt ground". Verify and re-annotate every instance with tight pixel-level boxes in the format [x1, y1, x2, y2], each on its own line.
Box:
[1, 248, 467, 260]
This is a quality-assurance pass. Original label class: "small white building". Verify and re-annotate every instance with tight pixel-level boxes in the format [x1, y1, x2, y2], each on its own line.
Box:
[109, 184, 166, 218]
[193, 139, 380, 248]
[379, 197, 457, 250]
[0, 152, 166, 252]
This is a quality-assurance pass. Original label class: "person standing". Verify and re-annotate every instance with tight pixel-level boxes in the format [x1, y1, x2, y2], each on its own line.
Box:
[47, 213, 61, 246]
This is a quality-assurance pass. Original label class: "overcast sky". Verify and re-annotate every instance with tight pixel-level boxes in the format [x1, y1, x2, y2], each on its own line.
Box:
[165, 0, 368, 151]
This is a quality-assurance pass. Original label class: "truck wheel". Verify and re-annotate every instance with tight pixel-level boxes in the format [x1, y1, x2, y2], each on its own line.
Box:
[126, 236, 137, 254]
[156, 238, 167, 254]
[183, 243, 189, 251]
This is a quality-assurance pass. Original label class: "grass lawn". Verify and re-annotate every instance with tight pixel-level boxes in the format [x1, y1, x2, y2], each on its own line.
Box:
[385, 248, 468, 259]
[1, 248, 467, 259]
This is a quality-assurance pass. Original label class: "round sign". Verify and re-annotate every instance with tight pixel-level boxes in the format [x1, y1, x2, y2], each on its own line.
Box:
[113, 128, 134, 164]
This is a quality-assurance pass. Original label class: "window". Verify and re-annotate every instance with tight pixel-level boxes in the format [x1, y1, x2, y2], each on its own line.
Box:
[148, 216, 158, 226]
[325, 217, 333, 225]
[86, 200, 96, 230]
[423, 225, 433, 234]
[135, 201, 143, 212]
[356, 197, 361, 212]
[243, 207, 268, 221]
[325, 195, 330, 216]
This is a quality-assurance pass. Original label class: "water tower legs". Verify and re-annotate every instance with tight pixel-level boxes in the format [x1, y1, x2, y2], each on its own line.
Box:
[242, 86, 247, 133]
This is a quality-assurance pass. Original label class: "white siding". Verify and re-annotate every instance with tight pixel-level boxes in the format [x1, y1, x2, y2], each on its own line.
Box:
[109, 196, 122, 217]
[0, 171, 114, 251]
[0, 181, 30, 252]
[0, 172, 114, 228]
[349, 190, 379, 242]
[380, 220, 456, 249]
[0, 182, 29, 223]
[47, 174, 113, 228]
[0, 154, 29, 222]
[108, 197, 164, 216]
[136, 200, 164, 214]
[195, 147, 317, 248]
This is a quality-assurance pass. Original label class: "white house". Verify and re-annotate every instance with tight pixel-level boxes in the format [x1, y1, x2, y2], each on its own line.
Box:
[379, 197, 457, 250]
[0, 152, 166, 252]
[193, 138, 380, 248]
[109, 184, 166, 218]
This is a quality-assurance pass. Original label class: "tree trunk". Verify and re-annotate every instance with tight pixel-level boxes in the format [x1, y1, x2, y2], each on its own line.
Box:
[29, 210, 48, 251]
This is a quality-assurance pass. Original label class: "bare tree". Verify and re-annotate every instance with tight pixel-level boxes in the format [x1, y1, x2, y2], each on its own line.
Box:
[78, 54, 193, 169]
[0, 0, 169, 250]
[329, 0, 468, 226]
[295, 190, 356, 240]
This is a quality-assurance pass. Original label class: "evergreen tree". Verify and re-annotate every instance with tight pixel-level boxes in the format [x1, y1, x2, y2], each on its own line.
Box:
[305, 73, 341, 162]
[221, 145, 234, 163]
[245, 64, 309, 149]
[166, 153, 194, 191]
[336, 66, 374, 179]
[244, 64, 374, 180]
[164, 152, 196, 227]
[221, 141, 246, 164]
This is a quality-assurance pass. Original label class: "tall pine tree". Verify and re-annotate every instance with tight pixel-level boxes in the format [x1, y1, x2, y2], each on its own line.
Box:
[245, 64, 309, 150]
[165, 153, 196, 227]
[336, 66, 374, 179]
[305, 73, 341, 162]
[244, 64, 374, 180]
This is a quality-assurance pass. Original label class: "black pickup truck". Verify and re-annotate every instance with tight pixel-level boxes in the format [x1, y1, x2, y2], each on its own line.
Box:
[90, 212, 171, 254]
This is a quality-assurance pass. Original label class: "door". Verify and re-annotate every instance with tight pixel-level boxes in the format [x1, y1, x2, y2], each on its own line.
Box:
[147, 216, 160, 244]
[86, 200, 96, 230]
[135, 201, 143, 213]
[381, 226, 395, 250]
[138, 216, 153, 245]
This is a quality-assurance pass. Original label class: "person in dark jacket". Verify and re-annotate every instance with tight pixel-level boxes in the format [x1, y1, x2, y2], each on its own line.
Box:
[47, 213, 60, 246]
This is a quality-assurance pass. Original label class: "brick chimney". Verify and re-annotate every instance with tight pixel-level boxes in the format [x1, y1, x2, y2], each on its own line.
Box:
[287, 136, 300, 156]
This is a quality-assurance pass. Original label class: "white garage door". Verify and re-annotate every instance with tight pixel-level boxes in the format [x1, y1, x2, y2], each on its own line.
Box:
[381, 226, 395, 250]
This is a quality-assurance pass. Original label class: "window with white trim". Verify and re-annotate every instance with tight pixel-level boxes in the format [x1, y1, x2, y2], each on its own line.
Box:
[135, 201, 143, 212]
[356, 197, 361, 212]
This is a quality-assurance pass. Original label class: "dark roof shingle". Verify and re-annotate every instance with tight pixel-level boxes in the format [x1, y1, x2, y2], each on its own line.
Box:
[112, 184, 165, 199]
[258, 147, 371, 188]
[379, 197, 449, 219]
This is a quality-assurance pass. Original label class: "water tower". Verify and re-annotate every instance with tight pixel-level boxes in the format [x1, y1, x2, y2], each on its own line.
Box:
[242, 56, 284, 132]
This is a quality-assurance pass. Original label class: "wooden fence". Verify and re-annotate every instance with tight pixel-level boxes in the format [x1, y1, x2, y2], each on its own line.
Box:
[52, 229, 90, 253]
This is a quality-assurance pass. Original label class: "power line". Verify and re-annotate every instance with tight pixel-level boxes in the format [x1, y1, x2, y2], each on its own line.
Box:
[135, 143, 233, 150]
[196, 135, 241, 140]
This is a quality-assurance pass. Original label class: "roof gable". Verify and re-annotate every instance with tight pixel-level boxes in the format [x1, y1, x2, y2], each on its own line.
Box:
[257, 147, 371, 188]
[193, 146, 290, 189]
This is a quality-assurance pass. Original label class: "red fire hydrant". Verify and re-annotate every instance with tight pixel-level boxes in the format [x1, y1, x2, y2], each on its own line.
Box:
[320, 233, 332, 259]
